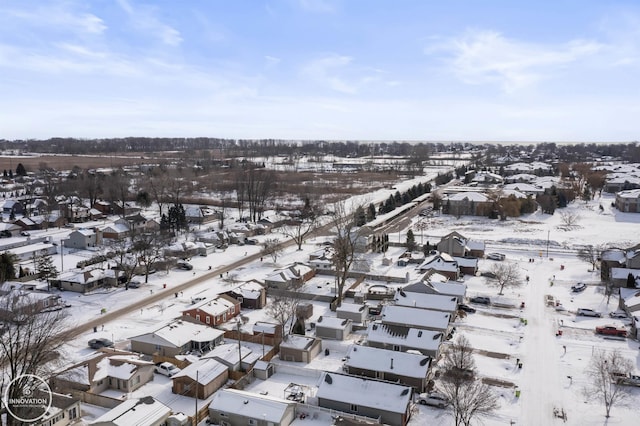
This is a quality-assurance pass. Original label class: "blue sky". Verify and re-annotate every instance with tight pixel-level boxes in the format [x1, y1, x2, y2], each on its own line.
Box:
[1, 0, 639, 142]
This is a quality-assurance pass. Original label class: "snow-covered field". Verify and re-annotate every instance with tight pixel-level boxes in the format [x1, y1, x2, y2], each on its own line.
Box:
[19, 188, 640, 425]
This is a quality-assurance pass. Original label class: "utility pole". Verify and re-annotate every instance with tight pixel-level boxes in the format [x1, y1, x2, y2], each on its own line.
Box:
[194, 370, 198, 423]
[237, 319, 243, 372]
[546, 229, 550, 258]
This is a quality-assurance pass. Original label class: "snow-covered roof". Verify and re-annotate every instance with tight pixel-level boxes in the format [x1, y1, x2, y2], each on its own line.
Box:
[445, 192, 489, 202]
[279, 335, 317, 350]
[209, 389, 295, 423]
[381, 305, 451, 331]
[93, 357, 141, 382]
[316, 316, 351, 330]
[394, 290, 458, 312]
[616, 189, 640, 199]
[230, 281, 264, 300]
[454, 256, 478, 268]
[365, 322, 442, 352]
[202, 343, 254, 365]
[317, 372, 411, 415]
[336, 302, 367, 314]
[172, 357, 227, 383]
[188, 294, 237, 315]
[91, 397, 171, 426]
[253, 321, 278, 334]
[346, 344, 431, 379]
[129, 319, 225, 348]
[418, 254, 458, 272]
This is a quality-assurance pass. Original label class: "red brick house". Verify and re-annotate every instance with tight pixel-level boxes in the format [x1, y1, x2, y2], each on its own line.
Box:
[182, 294, 241, 327]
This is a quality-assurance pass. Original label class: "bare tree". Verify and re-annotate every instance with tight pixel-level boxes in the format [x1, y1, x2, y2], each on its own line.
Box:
[584, 349, 634, 418]
[265, 283, 302, 339]
[331, 201, 364, 307]
[577, 244, 601, 271]
[488, 262, 522, 295]
[132, 231, 168, 283]
[558, 210, 581, 229]
[440, 379, 499, 426]
[262, 238, 283, 262]
[0, 293, 74, 425]
[281, 202, 319, 250]
[110, 238, 139, 289]
[440, 335, 476, 383]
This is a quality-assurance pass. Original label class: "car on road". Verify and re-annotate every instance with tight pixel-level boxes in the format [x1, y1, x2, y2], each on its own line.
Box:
[20, 231, 30, 236]
[191, 296, 206, 304]
[609, 310, 629, 319]
[486, 252, 506, 261]
[88, 338, 114, 349]
[417, 392, 449, 408]
[571, 282, 587, 293]
[155, 362, 181, 377]
[469, 296, 491, 305]
[458, 303, 476, 313]
[128, 281, 141, 288]
[595, 325, 627, 337]
[577, 308, 602, 317]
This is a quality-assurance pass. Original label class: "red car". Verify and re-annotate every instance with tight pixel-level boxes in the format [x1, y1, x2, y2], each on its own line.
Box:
[595, 325, 627, 337]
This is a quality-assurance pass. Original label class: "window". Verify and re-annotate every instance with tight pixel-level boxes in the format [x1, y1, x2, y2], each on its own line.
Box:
[350, 404, 358, 412]
[393, 345, 400, 351]
[196, 314, 200, 321]
[206, 316, 211, 324]
[248, 420, 257, 426]
[69, 407, 77, 419]
[43, 299, 49, 307]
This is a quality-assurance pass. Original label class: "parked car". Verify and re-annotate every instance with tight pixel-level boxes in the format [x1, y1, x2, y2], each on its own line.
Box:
[577, 308, 602, 317]
[469, 296, 491, 305]
[458, 303, 476, 313]
[595, 325, 627, 337]
[177, 261, 193, 270]
[128, 281, 141, 288]
[616, 373, 640, 386]
[88, 338, 114, 349]
[417, 392, 449, 408]
[486, 252, 506, 261]
[20, 231, 30, 236]
[155, 362, 181, 377]
[609, 310, 629, 319]
[191, 296, 206, 304]
[571, 282, 587, 293]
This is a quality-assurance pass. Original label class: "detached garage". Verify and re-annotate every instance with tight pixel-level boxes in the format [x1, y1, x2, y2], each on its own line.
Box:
[315, 316, 352, 340]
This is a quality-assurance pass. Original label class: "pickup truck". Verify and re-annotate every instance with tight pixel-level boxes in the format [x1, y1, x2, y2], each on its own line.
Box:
[595, 325, 627, 337]
[155, 362, 181, 377]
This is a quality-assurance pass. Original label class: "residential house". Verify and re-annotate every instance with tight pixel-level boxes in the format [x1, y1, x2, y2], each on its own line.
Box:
[90, 396, 171, 426]
[454, 256, 478, 276]
[252, 322, 284, 347]
[404, 275, 467, 303]
[380, 305, 452, 333]
[171, 358, 228, 399]
[0, 222, 21, 237]
[317, 372, 412, 426]
[394, 290, 458, 315]
[101, 223, 129, 240]
[344, 344, 432, 393]
[52, 352, 154, 402]
[129, 319, 225, 357]
[202, 343, 260, 372]
[110, 202, 140, 217]
[416, 253, 459, 280]
[66, 229, 100, 250]
[365, 322, 443, 359]
[264, 263, 315, 289]
[182, 294, 241, 327]
[437, 231, 485, 258]
[208, 389, 297, 426]
[315, 316, 352, 340]
[225, 280, 267, 309]
[185, 206, 218, 225]
[35, 393, 82, 426]
[2, 199, 24, 216]
[0, 289, 64, 316]
[54, 269, 113, 294]
[279, 335, 322, 363]
[92, 200, 112, 215]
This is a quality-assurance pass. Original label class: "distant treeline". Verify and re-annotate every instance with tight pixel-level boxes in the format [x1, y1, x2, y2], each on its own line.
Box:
[1, 138, 640, 163]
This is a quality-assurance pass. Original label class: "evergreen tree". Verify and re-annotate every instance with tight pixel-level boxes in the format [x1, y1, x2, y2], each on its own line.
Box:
[366, 203, 376, 222]
[0, 252, 18, 282]
[354, 206, 366, 226]
[36, 253, 58, 290]
[8, 169, 13, 178]
[406, 229, 417, 252]
[15, 163, 27, 177]
[627, 273, 636, 288]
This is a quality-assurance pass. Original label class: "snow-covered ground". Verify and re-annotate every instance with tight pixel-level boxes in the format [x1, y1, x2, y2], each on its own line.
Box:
[19, 189, 640, 425]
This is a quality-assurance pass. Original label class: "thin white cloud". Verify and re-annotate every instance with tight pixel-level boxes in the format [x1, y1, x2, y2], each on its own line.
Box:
[3, 4, 107, 35]
[116, 0, 183, 46]
[429, 30, 603, 93]
[296, 0, 336, 13]
[302, 55, 356, 94]
[265, 55, 281, 67]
